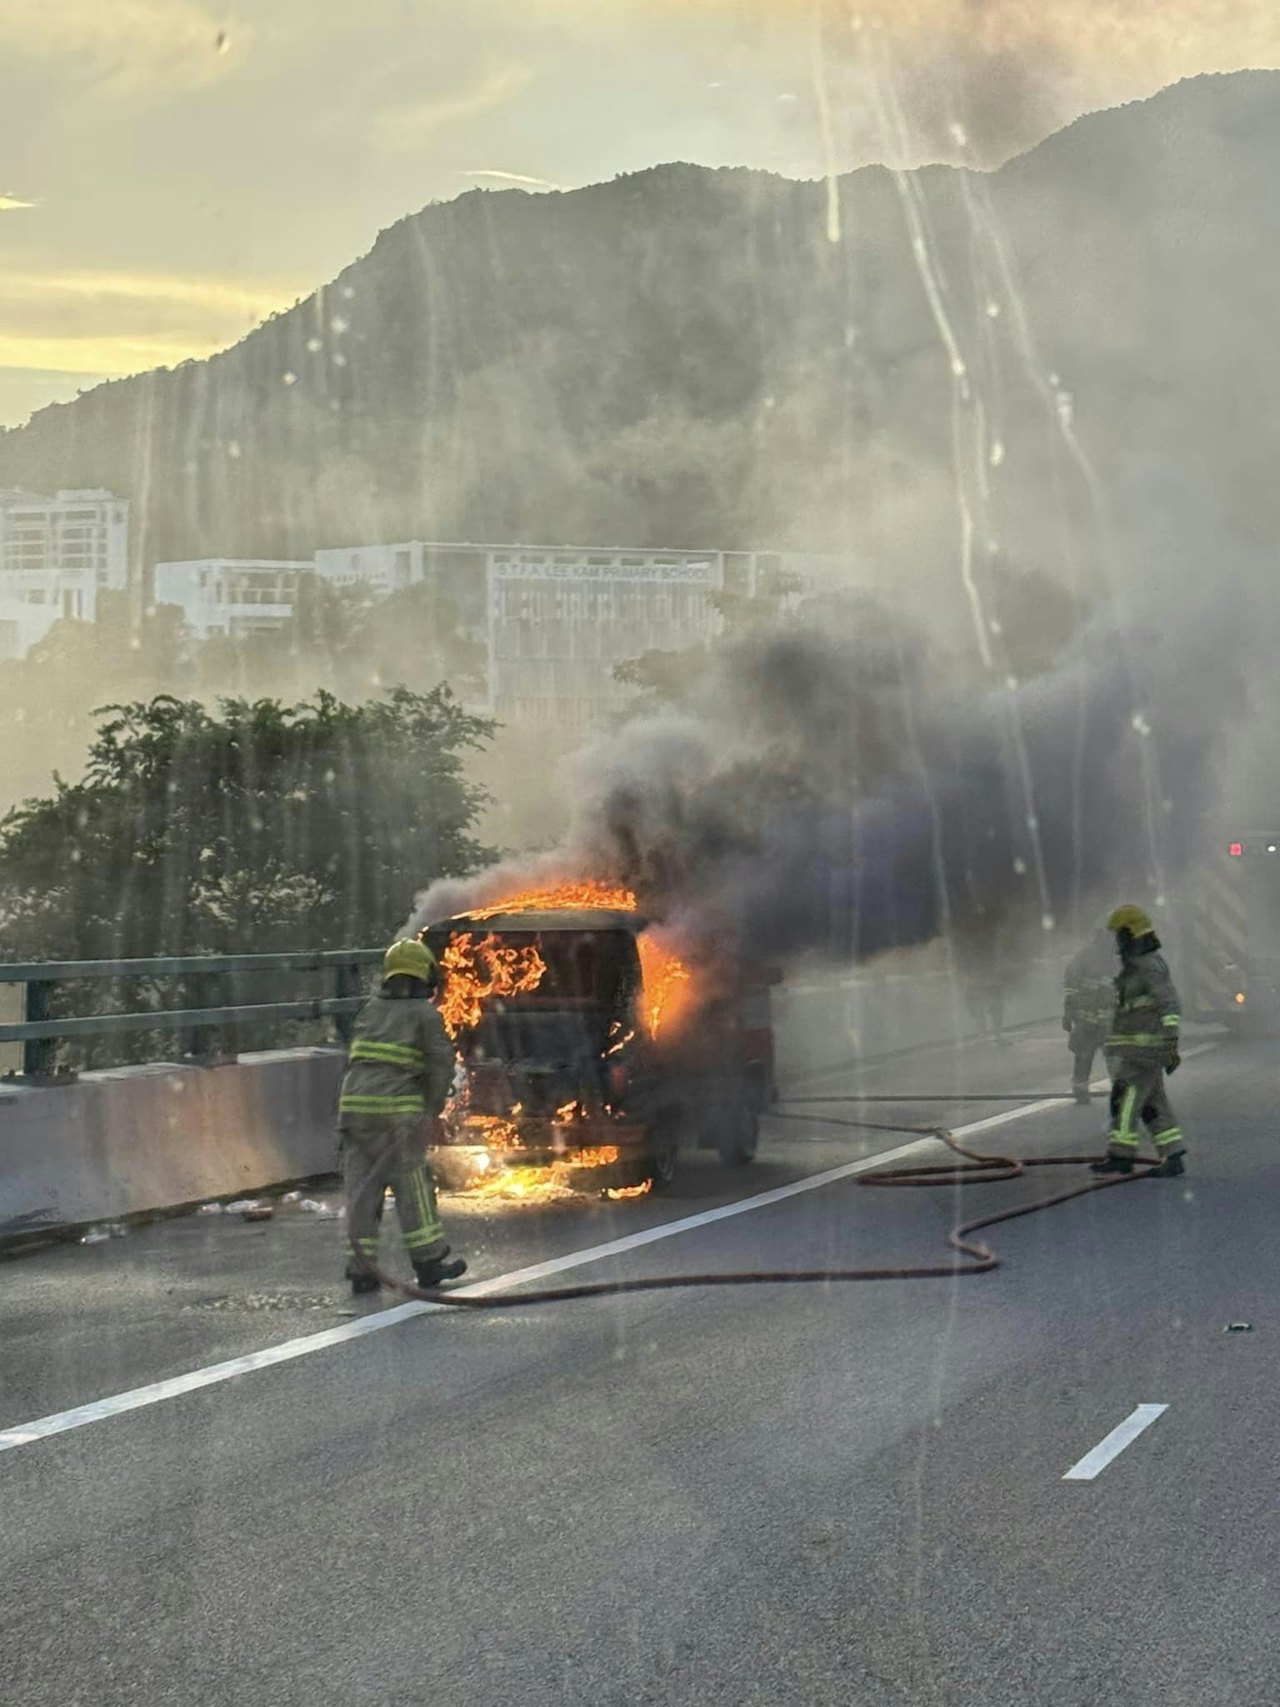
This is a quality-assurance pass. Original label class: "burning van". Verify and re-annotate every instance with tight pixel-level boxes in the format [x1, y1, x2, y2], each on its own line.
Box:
[422, 890, 777, 1194]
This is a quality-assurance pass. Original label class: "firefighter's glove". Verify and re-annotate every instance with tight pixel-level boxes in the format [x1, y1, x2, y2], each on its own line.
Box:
[1165, 1049, 1181, 1076]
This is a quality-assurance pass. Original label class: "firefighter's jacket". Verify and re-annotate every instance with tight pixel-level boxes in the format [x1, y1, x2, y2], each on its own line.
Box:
[1063, 941, 1116, 1030]
[338, 990, 456, 1121]
[1106, 941, 1181, 1063]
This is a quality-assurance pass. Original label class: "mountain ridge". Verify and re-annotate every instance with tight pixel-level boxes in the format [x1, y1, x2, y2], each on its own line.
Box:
[2, 69, 1278, 601]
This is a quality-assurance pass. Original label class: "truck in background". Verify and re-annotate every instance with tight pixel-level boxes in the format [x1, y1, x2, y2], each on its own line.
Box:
[1179, 829, 1280, 1030]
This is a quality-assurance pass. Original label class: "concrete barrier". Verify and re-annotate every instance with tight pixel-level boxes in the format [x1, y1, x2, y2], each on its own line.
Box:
[0, 959, 1069, 1241]
[0, 1047, 344, 1239]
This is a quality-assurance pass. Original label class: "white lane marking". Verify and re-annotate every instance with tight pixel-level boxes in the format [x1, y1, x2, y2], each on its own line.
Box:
[0, 1133, 934, 1455]
[1063, 1404, 1169, 1480]
[0, 1074, 1192, 1458]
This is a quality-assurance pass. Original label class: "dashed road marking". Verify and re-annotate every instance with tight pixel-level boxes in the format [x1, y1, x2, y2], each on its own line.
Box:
[1063, 1404, 1169, 1480]
[0, 1057, 1214, 1460]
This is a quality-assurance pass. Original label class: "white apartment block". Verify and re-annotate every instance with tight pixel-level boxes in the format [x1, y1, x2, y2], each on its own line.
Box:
[484, 545, 840, 727]
[152, 559, 311, 639]
[153, 538, 854, 726]
[312, 541, 427, 593]
[0, 488, 129, 659]
[487, 546, 727, 726]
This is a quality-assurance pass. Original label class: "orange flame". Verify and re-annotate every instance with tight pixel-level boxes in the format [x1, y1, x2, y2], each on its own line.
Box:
[448, 876, 699, 1039]
[636, 934, 697, 1038]
[438, 931, 547, 1038]
[567, 1145, 621, 1168]
[454, 1112, 525, 1149]
[447, 1143, 623, 1201]
[463, 880, 638, 920]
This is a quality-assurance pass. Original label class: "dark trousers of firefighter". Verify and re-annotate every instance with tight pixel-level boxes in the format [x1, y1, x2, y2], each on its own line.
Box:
[340, 1116, 448, 1269]
[1070, 1022, 1108, 1091]
[1107, 1057, 1183, 1156]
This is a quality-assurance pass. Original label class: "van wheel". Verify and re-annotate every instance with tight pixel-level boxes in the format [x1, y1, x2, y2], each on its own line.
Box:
[646, 1142, 679, 1192]
[710, 1105, 758, 1167]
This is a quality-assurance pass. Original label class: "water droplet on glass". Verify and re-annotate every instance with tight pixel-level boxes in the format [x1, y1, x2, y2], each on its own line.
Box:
[282, 371, 297, 387]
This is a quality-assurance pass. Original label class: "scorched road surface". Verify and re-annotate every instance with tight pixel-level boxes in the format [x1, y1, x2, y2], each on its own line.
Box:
[2, 1025, 1276, 1706]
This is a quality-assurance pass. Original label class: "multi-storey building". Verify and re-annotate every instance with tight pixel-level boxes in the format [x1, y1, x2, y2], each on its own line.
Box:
[153, 538, 851, 725]
[151, 559, 311, 639]
[0, 488, 129, 660]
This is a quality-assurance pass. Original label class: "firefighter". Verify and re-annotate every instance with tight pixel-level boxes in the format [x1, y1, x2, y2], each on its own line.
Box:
[338, 938, 466, 1294]
[1091, 904, 1185, 1177]
[1062, 926, 1116, 1104]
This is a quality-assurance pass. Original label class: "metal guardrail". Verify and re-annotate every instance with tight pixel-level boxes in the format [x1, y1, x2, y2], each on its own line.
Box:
[0, 950, 383, 1079]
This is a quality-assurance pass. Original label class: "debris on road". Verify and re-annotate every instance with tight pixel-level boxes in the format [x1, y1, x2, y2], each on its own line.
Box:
[78, 1222, 127, 1244]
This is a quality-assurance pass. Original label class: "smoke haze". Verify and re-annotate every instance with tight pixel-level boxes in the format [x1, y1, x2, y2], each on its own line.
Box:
[414, 529, 1261, 977]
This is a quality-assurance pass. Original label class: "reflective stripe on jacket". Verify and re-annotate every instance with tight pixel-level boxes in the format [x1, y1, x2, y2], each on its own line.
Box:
[338, 991, 456, 1120]
[1106, 944, 1180, 1059]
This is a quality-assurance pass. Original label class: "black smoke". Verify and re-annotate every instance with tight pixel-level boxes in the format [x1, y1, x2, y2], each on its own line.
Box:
[416, 555, 1253, 975]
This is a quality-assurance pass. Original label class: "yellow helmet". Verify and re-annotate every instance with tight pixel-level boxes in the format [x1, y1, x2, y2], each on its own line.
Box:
[382, 938, 437, 983]
[1106, 903, 1154, 937]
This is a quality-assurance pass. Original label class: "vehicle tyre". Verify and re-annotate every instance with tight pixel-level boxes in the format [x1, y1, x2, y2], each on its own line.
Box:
[710, 1104, 758, 1167]
[647, 1141, 679, 1192]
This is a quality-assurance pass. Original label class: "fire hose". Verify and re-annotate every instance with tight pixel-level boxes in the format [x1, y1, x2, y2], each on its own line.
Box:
[346, 1091, 1163, 1307]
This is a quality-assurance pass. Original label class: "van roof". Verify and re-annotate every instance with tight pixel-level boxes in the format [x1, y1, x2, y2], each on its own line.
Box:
[429, 907, 646, 936]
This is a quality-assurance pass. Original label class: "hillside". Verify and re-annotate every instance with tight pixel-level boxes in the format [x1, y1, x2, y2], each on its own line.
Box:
[2, 71, 1279, 609]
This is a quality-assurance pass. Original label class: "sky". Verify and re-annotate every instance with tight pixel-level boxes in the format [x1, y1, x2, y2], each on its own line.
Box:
[1, 0, 1279, 427]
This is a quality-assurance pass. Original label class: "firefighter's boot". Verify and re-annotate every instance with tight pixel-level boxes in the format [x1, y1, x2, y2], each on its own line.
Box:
[1090, 1151, 1134, 1176]
[345, 1258, 381, 1295]
[1151, 1149, 1186, 1178]
[414, 1248, 467, 1288]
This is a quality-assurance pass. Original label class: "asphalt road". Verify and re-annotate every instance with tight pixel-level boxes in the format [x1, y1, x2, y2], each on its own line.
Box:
[2, 1022, 1276, 1705]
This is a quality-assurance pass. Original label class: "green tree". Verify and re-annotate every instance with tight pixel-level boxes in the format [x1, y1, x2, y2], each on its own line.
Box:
[0, 686, 495, 964]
